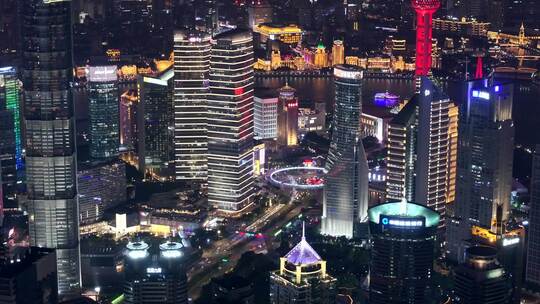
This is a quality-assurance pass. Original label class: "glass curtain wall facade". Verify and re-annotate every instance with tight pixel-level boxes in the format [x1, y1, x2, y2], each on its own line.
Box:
[173, 30, 211, 181]
[447, 80, 513, 261]
[326, 65, 364, 171]
[137, 67, 174, 180]
[0, 67, 22, 170]
[207, 30, 255, 214]
[322, 65, 369, 239]
[21, 0, 81, 295]
[0, 67, 18, 209]
[87, 65, 119, 160]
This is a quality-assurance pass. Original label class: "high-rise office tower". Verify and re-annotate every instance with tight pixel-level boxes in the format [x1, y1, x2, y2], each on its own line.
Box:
[332, 40, 345, 66]
[453, 246, 510, 304]
[173, 30, 211, 181]
[0, 67, 18, 211]
[0, 247, 58, 304]
[326, 65, 363, 170]
[254, 92, 278, 140]
[386, 77, 458, 229]
[0, 67, 21, 171]
[322, 139, 369, 239]
[123, 241, 188, 304]
[87, 65, 120, 160]
[368, 199, 440, 304]
[526, 145, 540, 287]
[411, 0, 440, 76]
[137, 66, 174, 180]
[277, 84, 298, 147]
[270, 225, 337, 304]
[322, 65, 369, 239]
[21, 0, 81, 295]
[446, 80, 514, 261]
[207, 30, 255, 215]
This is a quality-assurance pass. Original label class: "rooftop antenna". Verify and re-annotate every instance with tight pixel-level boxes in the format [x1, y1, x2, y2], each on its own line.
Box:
[302, 221, 306, 240]
[400, 189, 408, 215]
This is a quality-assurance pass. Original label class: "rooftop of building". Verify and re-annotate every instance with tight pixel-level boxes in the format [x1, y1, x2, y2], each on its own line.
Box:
[283, 223, 322, 265]
[213, 28, 252, 42]
[368, 199, 440, 228]
[173, 29, 211, 41]
[255, 23, 302, 34]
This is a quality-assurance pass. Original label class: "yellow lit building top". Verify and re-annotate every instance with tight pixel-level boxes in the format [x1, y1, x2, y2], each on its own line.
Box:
[255, 24, 303, 44]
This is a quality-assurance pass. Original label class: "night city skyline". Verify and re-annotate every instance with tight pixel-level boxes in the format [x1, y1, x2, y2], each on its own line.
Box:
[0, 0, 540, 303]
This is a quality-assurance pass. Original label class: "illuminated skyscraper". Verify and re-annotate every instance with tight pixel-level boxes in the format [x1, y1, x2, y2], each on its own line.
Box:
[326, 65, 363, 170]
[277, 84, 298, 147]
[322, 66, 369, 238]
[173, 30, 211, 181]
[207, 30, 255, 214]
[368, 199, 440, 304]
[0, 67, 21, 170]
[411, 0, 440, 76]
[21, 0, 81, 295]
[87, 65, 120, 160]
[386, 77, 457, 229]
[270, 225, 337, 304]
[332, 40, 345, 66]
[0, 67, 18, 210]
[446, 80, 514, 261]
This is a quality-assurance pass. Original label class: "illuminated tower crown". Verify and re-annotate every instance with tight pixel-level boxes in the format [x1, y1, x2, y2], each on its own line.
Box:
[411, 0, 440, 76]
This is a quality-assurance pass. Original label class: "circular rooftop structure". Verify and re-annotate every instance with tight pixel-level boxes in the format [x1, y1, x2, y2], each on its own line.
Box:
[160, 241, 184, 258]
[126, 241, 150, 259]
[268, 166, 327, 190]
[126, 241, 149, 251]
[368, 199, 440, 228]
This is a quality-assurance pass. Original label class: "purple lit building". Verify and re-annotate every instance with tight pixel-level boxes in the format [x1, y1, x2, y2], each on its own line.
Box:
[270, 225, 336, 303]
[373, 92, 399, 108]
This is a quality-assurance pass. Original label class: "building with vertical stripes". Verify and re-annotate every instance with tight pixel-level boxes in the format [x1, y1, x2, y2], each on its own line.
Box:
[173, 30, 211, 181]
[386, 77, 458, 230]
[207, 29, 255, 215]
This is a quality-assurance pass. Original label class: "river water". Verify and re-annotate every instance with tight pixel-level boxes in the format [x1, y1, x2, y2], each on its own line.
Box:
[255, 76, 540, 147]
